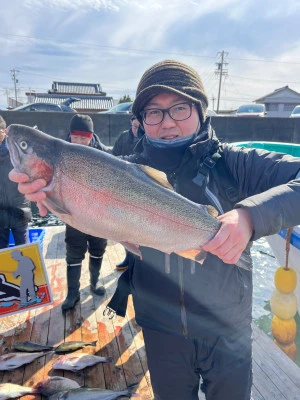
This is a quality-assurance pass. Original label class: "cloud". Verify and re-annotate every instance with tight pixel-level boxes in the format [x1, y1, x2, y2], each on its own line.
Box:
[1, 0, 300, 110]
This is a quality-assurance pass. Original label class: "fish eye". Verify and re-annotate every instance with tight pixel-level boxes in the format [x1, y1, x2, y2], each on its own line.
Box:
[19, 140, 28, 150]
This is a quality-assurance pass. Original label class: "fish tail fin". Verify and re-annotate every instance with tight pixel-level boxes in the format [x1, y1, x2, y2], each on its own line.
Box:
[126, 383, 140, 397]
[32, 384, 41, 393]
[105, 356, 113, 363]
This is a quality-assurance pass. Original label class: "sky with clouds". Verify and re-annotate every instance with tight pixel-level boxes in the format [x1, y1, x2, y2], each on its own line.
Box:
[1, 0, 300, 111]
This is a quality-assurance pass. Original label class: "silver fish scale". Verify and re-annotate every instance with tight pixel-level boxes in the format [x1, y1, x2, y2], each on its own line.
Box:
[50, 145, 220, 252]
[7, 125, 251, 270]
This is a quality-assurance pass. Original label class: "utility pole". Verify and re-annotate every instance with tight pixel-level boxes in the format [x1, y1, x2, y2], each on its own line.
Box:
[215, 51, 228, 113]
[10, 69, 20, 104]
[211, 95, 216, 111]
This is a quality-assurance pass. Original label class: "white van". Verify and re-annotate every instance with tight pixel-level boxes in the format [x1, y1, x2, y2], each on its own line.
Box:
[290, 105, 300, 118]
[235, 103, 266, 117]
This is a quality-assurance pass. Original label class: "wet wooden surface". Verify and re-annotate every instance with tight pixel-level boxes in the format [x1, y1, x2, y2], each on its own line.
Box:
[1, 226, 300, 399]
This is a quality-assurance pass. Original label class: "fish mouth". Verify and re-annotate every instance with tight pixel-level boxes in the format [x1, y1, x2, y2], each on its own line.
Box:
[6, 134, 22, 169]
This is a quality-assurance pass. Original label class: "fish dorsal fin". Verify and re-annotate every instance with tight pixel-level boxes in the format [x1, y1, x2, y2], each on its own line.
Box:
[138, 165, 174, 191]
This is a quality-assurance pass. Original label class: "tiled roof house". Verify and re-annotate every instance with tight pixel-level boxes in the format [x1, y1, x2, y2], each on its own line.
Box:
[26, 81, 114, 113]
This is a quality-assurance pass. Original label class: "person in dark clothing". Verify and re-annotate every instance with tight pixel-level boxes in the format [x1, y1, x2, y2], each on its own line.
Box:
[112, 116, 144, 271]
[9, 60, 300, 400]
[62, 114, 108, 312]
[0, 115, 32, 249]
[112, 115, 143, 157]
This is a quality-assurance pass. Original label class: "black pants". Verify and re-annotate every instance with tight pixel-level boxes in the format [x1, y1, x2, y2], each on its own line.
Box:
[143, 327, 252, 400]
[65, 225, 107, 265]
[0, 225, 29, 249]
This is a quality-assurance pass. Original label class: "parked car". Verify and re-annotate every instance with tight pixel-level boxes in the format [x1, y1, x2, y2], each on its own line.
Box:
[11, 97, 79, 113]
[235, 103, 266, 117]
[101, 102, 133, 114]
[206, 109, 217, 117]
[290, 105, 300, 118]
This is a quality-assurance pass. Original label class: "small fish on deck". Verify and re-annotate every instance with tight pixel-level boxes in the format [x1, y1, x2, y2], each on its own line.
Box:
[54, 340, 97, 353]
[0, 351, 53, 371]
[13, 340, 55, 352]
[52, 353, 113, 372]
[48, 384, 139, 400]
[34, 376, 80, 397]
[0, 383, 38, 400]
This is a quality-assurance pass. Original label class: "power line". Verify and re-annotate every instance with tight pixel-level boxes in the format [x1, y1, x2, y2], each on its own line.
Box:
[229, 74, 300, 85]
[0, 32, 217, 60]
[228, 56, 300, 66]
[2, 32, 300, 66]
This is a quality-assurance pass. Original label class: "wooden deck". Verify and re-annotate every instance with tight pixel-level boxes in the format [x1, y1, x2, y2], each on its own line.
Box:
[1, 226, 300, 400]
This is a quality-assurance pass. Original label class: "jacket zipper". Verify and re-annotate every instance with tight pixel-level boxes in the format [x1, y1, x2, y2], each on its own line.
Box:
[178, 257, 188, 336]
[205, 186, 224, 214]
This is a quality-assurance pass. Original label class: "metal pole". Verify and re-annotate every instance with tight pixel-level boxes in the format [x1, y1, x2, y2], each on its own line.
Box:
[10, 69, 19, 104]
[216, 51, 224, 113]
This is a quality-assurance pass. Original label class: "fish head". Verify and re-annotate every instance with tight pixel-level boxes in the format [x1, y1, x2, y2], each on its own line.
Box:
[6, 124, 61, 184]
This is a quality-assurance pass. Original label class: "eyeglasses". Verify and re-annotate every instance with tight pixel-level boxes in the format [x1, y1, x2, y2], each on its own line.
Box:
[141, 102, 195, 126]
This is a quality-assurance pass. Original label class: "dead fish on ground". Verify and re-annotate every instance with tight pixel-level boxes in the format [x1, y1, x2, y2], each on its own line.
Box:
[48, 384, 139, 400]
[0, 351, 53, 371]
[34, 376, 80, 397]
[55, 340, 97, 353]
[0, 383, 38, 400]
[13, 340, 54, 352]
[52, 353, 113, 372]
[7, 124, 251, 270]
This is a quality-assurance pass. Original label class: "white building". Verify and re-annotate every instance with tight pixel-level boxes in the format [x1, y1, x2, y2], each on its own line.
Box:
[255, 86, 300, 118]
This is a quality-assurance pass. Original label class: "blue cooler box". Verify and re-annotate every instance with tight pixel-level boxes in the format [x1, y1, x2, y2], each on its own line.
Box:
[9, 228, 46, 251]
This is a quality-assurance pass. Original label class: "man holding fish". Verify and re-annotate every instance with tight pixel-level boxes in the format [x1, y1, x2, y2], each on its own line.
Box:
[8, 60, 300, 400]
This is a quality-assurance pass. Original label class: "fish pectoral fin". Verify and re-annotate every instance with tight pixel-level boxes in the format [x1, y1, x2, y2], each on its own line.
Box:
[138, 165, 174, 191]
[206, 205, 219, 217]
[176, 249, 207, 264]
[46, 197, 71, 216]
[120, 242, 142, 259]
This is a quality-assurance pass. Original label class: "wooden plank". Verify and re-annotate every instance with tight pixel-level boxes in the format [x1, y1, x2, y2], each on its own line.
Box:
[253, 325, 300, 392]
[79, 256, 107, 389]
[2, 227, 300, 400]
[94, 245, 130, 392]
[253, 332, 300, 398]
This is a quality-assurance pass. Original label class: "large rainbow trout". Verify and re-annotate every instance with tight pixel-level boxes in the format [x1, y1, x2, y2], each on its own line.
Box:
[7, 124, 251, 270]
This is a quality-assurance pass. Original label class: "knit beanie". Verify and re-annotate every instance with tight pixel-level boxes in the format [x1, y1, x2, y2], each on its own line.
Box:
[132, 60, 209, 125]
[70, 114, 94, 138]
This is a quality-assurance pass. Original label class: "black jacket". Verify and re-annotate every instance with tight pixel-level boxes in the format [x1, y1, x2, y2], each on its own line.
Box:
[109, 118, 300, 339]
[0, 138, 32, 228]
[112, 126, 144, 156]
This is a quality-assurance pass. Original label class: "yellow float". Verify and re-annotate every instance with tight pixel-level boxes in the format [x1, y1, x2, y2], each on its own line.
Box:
[270, 289, 298, 320]
[274, 266, 297, 294]
[271, 315, 297, 344]
[270, 227, 298, 362]
[273, 339, 297, 361]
